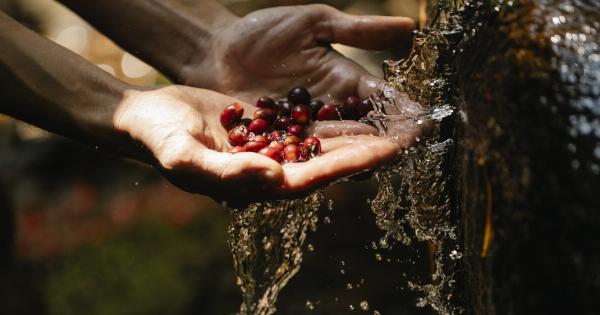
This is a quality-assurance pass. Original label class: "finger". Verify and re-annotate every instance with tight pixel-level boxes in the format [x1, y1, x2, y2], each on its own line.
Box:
[198, 150, 284, 187]
[315, 6, 415, 50]
[281, 136, 401, 192]
[357, 74, 384, 100]
[308, 120, 379, 138]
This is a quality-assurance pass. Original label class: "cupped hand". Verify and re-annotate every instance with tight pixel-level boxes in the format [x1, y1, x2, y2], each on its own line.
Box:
[114, 86, 420, 202]
[184, 4, 415, 103]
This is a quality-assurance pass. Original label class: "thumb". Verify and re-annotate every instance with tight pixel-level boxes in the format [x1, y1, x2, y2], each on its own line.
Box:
[314, 6, 415, 50]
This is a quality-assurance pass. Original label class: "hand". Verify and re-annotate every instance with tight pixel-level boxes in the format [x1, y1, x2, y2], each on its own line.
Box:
[114, 86, 420, 202]
[183, 4, 415, 103]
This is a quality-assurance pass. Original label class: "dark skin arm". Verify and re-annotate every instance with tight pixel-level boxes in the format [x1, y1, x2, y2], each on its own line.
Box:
[57, 0, 415, 103]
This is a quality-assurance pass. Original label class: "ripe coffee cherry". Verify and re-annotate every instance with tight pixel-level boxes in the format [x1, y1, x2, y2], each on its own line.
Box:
[248, 119, 269, 134]
[309, 100, 324, 119]
[253, 108, 276, 122]
[269, 141, 285, 150]
[273, 116, 292, 130]
[229, 146, 246, 153]
[267, 130, 286, 143]
[291, 105, 311, 125]
[288, 87, 311, 105]
[275, 100, 291, 117]
[220, 102, 244, 129]
[284, 135, 301, 145]
[244, 140, 267, 152]
[302, 136, 321, 159]
[228, 125, 249, 146]
[283, 144, 302, 162]
[342, 96, 360, 120]
[357, 99, 373, 118]
[251, 134, 268, 144]
[316, 103, 341, 121]
[259, 146, 283, 162]
[287, 124, 304, 137]
[256, 96, 275, 109]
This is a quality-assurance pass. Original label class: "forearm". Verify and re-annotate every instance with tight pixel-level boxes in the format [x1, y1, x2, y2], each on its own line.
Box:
[0, 12, 139, 157]
[58, 0, 238, 83]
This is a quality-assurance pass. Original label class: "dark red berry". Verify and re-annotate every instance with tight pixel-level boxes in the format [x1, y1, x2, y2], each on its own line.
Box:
[259, 146, 283, 162]
[309, 100, 324, 119]
[287, 87, 311, 105]
[251, 134, 268, 144]
[342, 96, 360, 120]
[287, 124, 304, 137]
[275, 100, 291, 117]
[284, 135, 301, 145]
[220, 102, 244, 129]
[228, 125, 249, 146]
[269, 141, 285, 151]
[316, 103, 341, 121]
[273, 116, 292, 130]
[267, 130, 286, 143]
[229, 146, 246, 153]
[357, 99, 373, 118]
[248, 119, 269, 134]
[256, 96, 275, 109]
[253, 108, 276, 122]
[239, 118, 252, 127]
[283, 144, 302, 162]
[291, 105, 311, 125]
[244, 140, 267, 152]
[302, 136, 321, 160]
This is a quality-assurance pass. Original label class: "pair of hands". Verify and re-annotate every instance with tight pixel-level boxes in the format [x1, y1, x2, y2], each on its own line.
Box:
[115, 4, 418, 202]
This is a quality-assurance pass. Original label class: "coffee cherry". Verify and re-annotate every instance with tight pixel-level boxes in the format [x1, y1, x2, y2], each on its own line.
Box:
[220, 102, 244, 129]
[267, 130, 286, 144]
[228, 125, 249, 146]
[251, 134, 268, 144]
[248, 119, 269, 134]
[291, 105, 311, 125]
[309, 100, 324, 119]
[269, 141, 285, 150]
[302, 136, 321, 160]
[342, 96, 360, 120]
[283, 144, 302, 162]
[253, 108, 276, 122]
[244, 140, 267, 152]
[288, 87, 311, 105]
[316, 103, 341, 121]
[256, 96, 275, 109]
[229, 146, 246, 153]
[273, 116, 292, 130]
[287, 124, 304, 137]
[357, 99, 373, 118]
[284, 135, 301, 146]
[275, 100, 291, 117]
[259, 146, 283, 162]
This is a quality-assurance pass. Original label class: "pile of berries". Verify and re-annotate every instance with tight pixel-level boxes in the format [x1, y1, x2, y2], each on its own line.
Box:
[220, 87, 373, 163]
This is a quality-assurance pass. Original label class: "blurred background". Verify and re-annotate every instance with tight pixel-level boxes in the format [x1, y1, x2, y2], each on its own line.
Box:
[0, 1, 429, 315]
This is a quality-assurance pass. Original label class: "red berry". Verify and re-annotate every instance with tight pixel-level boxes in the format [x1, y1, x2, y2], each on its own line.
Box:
[248, 119, 269, 134]
[284, 135, 301, 145]
[357, 99, 373, 118]
[283, 144, 302, 162]
[275, 100, 291, 117]
[253, 108, 276, 122]
[251, 134, 268, 144]
[244, 140, 267, 152]
[267, 130, 286, 144]
[288, 87, 311, 105]
[291, 105, 311, 125]
[259, 146, 283, 162]
[302, 136, 321, 159]
[228, 125, 249, 146]
[309, 100, 324, 119]
[229, 146, 246, 153]
[342, 96, 360, 120]
[287, 124, 304, 137]
[220, 102, 244, 129]
[269, 141, 285, 150]
[316, 103, 341, 121]
[273, 116, 292, 130]
[256, 96, 275, 109]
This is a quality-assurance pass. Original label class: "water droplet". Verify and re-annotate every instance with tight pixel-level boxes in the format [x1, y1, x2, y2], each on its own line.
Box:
[305, 300, 315, 310]
[324, 216, 332, 224]
[373, 311, 381, 315]
[307, 244, 314, 252]
[360, 301, 370, 311]
[346, 283, 353, 290]
[375, 253, 383, 261]
[340, 269, 346, 275]
[349, 304, 355, 311]
[449, 250, 463, 260]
